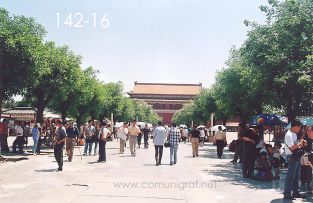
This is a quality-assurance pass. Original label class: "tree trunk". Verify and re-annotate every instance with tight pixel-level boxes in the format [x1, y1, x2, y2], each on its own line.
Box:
[0, 52, 3, 118]
[255, 103, 263, 115]
[286, 102, 296, 122]
[222, 118, 228, 126]
[35, 92, 47, 124]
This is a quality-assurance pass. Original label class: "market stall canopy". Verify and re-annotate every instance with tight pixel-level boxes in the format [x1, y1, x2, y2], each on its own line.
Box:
[285, 117, 313, 129]
[249, 114, 288, 126]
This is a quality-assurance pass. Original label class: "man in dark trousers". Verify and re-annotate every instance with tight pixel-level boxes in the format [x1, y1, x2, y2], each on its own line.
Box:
[54, 120, 67, 171]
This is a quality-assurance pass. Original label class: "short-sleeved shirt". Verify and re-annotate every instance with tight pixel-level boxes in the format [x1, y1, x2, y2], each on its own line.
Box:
[284, 130, 298, 155]
[56, 126, 67, 147]
[128, 126, 140, 136]
[190, 128, 200, 139]
[215, 131, 226, 141]
[66, 127, 80, 139]
[169, 127, 181, 145]
[152, 126, 167, 146]
[117, 127, 127, 140]
[101, 127, 111, 139]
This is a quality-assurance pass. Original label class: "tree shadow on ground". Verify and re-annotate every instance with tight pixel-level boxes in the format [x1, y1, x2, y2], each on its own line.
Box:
[201, 147, 286, 190]
[0, 156, 29, 163]
[35, 168, 57, 172]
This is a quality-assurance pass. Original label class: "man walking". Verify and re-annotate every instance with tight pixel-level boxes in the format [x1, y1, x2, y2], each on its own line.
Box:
[143, 124, 150, 149]
[54, 120, 67, 171]
[284, 119, 307, 200]
[190, 125, 200, 157]
[152, 121, 166, 166]
[117, 122, 128, 154]
[168, 123, 181, 165]
[66, 122, 80, 162]
[83, 120, 95, 155]
[32, 124, 40, 155]
[128, 120, 140, 157]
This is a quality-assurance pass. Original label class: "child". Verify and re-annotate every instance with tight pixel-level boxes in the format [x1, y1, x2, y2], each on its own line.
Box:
[253, 150, 273, 181]
[272, 141, 282, 179]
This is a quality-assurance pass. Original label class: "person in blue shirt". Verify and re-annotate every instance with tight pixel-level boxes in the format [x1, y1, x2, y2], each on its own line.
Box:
[32, 124, 40, 155]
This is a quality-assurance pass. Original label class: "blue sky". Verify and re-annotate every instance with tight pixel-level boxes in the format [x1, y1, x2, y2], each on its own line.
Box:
[1, 0, 267, 92]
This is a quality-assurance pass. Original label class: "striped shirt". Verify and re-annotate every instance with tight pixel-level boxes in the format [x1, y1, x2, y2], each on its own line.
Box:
[169, 127, 181, 145]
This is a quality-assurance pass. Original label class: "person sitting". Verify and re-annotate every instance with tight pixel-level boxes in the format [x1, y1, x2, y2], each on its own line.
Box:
[272, 141, 282, 180]
[253, 150, 273, 181]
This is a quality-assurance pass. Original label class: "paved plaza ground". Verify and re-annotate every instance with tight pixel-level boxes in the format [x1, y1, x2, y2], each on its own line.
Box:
[0, 133, 312, 203]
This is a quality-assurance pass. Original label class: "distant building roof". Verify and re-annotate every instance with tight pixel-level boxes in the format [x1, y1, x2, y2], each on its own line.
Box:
[3, 107, 36, 115]
[128, 82, 202, 96]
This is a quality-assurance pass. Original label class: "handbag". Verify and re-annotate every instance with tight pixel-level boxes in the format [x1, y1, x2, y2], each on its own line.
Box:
[286, 143, 305, 159]
[164, 140, 170, 148]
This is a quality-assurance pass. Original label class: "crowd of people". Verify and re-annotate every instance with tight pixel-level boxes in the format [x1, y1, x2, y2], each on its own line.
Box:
[228, 119, 313, 200]
[1, 117, 313, 200]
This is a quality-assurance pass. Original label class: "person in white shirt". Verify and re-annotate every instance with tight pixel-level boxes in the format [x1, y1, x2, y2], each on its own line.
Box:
[284, 119, 307, 200]
[199, 128, 205, 147]
[98, 121, 111, 162]
[12, 123, 24, 153]
[214, 126, 227, 158]
[181, 127, 188, 143]
[117, 122, 128, 153]
[152, 121, 167, 166]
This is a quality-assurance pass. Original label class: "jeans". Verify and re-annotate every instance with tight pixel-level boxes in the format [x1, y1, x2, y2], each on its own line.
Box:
[32, 139, 38, 153]
[155, 145, 163, 164]
[170, 144, 178, 164]
[284, 155, 301, 196]
[84, 141, 93, 155]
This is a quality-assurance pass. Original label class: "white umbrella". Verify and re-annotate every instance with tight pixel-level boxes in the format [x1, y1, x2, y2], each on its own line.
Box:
[179, 124, 187, 128]
[137, 122, 145, 128]
[197, 125, 206, 129]
[114, 122, 124, 128]
[211, 125, 226, 132]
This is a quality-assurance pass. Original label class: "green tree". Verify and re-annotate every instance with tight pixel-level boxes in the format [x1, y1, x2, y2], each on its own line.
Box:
[241, 0, 313, 120]
[0, 8, 46, 116]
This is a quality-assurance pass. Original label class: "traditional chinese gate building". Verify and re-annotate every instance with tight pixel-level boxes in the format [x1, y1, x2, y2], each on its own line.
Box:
[128, 82, 202, 124]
